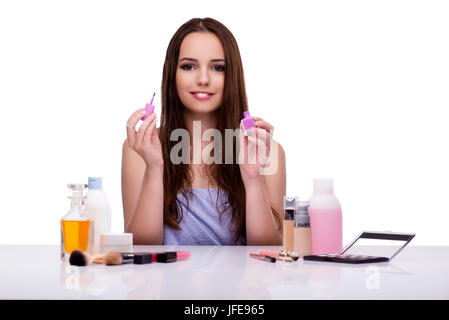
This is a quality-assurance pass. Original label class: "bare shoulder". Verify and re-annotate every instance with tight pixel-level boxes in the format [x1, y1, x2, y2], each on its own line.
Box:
[271, 139, 285, 161]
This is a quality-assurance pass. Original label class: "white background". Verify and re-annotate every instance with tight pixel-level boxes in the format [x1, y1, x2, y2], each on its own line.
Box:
[0, 0, 448, 245]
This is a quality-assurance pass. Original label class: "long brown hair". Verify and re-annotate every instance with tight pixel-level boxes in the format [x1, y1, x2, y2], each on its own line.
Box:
[159, 17, 280, 243]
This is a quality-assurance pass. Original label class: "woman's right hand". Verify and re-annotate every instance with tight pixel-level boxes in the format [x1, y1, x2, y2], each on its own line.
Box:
[126, 109, 164, 169]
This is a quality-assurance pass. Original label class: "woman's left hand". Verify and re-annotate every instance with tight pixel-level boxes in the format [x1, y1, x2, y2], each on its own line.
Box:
[238, 116, 274, 184]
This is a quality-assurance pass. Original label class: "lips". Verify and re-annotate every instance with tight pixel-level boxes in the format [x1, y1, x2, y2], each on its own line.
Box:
[191, 91, 213, 101]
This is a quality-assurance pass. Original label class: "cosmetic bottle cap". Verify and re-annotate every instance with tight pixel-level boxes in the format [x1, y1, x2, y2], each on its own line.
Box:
[156, 252, 177, 263]
[67, 183, 87, 198]
[294, 201, 310, 227]
[68, 183, 87, 191]
[283, 196, 298, 210]
[134, 253, 153, 265]
[313, 178, 334, 194]
[88, 177, 102, 190]
[244, 111, 251, 118]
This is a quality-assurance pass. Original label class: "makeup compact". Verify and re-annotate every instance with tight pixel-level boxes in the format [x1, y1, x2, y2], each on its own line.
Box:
[303, 231, 415, 264]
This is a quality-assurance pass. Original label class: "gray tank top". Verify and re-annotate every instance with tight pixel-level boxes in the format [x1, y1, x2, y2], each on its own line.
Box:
[163, 188, 246, 245]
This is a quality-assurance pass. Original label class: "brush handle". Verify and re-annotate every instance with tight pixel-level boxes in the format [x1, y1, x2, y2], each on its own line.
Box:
[91, 253, 106, 264]
[121, 253, 134, 264]
[258, 249, 281, 258]
[250, 253, 276, 263]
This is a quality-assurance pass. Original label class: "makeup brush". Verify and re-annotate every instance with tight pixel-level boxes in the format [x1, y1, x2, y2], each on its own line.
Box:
[104, 251, 134, 266]
[69, 250, 105, 266]
[249, 253, 276, 263]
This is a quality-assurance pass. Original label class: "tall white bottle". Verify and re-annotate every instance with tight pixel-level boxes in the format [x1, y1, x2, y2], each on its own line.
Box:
[85, 177, 112, 254]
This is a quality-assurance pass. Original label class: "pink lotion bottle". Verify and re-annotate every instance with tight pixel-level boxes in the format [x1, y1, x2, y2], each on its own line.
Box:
[308, 178, 342, 255]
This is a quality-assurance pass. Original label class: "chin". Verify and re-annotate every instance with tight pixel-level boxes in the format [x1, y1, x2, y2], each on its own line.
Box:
[184, 100, 221, 114]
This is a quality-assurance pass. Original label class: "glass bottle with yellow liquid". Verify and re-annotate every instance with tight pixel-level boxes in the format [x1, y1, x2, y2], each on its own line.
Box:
[61, 183, 94, 261]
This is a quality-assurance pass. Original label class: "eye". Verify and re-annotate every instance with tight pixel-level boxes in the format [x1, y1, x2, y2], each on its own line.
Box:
[212, 65, 225, 72]
[180, 64, 194, 71]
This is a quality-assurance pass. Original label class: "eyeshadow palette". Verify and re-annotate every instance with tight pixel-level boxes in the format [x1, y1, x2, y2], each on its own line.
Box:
[303, 231, 415, 264]
[303, 253, 389, 264]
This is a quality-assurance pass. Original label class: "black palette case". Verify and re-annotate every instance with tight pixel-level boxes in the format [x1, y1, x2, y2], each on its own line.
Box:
[303, 231, 415, 264]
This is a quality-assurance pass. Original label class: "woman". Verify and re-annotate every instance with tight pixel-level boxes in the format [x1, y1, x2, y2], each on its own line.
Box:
[122, 17, 286, 245]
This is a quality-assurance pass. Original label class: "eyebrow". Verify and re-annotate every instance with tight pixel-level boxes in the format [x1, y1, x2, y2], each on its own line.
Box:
[179, 57, 225, 63]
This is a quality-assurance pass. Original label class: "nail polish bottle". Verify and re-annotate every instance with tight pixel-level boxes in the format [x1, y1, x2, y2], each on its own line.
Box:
[242, 111, 255, 136]
[283, 196, 297, 251]
[293, 201, 312, 256]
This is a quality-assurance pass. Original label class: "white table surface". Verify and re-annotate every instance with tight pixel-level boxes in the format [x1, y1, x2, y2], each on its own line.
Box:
[0, 245, 448, 300]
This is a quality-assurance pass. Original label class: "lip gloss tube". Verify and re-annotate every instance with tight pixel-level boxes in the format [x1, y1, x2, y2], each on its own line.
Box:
[141, 92, 156, 121]
[152, 251, 191, 263]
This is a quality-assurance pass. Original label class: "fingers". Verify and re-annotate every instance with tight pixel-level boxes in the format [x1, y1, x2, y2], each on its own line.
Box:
[248, 134, 269, 165]
[142, 114, 157, 145]
[255, 127, 271, 155]
[250, 128, 271, 162]
[253, 118, 274, 137]
[238, 125, 247, 165]
[137, 113, 156, 145]
[126, 108, 146, 147]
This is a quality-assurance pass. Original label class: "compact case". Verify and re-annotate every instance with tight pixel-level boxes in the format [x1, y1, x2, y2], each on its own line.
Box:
[100, 233, 133, 253]
[303, 231, 415, 264]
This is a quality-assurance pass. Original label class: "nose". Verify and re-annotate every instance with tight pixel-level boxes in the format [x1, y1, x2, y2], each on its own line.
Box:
[197, 66, 210, 86]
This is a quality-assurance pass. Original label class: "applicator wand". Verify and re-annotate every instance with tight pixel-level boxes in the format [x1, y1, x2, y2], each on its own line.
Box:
[141, 92, 156, 121]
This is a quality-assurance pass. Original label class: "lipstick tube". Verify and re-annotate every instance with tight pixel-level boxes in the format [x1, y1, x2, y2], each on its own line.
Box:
[153, 251, 191, 263]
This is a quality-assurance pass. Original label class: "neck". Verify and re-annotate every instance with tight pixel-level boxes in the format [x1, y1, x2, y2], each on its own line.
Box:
[183, 109, 218, 137]
[183, 108, 219, 165]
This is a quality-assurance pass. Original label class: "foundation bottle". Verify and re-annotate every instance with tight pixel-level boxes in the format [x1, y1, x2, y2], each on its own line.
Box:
[283, 196, 297, 251]
[293, 201, 312, 256]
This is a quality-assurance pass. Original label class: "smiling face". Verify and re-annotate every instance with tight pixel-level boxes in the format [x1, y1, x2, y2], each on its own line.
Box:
[176, 32, 226, 116]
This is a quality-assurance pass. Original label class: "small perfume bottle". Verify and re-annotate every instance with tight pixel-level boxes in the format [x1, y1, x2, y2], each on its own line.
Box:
[61, 184, 94, 261]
